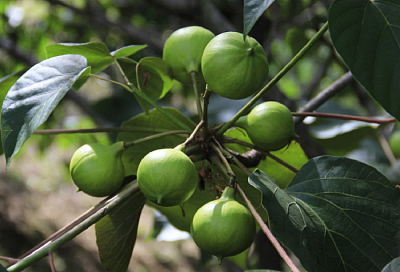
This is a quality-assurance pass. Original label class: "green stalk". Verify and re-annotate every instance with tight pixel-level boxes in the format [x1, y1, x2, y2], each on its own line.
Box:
[33, 127, 191, 135]
[90, 74, 192, 131]
[191, 71, 203, 120]
[216, 22, 329, 136]
[7, 182, 143, 272]
[124, 130, 190, 148]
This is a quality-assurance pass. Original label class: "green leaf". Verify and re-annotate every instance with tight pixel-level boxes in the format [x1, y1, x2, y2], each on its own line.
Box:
[329, 0, 400, 120]
[0, 263, 8, 272]
[46, 42, 112, 74]
[95, 182, 146, 272]
[0, 70, 27, 96]
[245, 270, 282, 272]
[249, 156, 400, 272]
[110, 45, 147, 58]
[382, 257, 400, 272]
[243, 0, 275, 38]
[1, 54, 89, 168]
[118, 57, 173, 114]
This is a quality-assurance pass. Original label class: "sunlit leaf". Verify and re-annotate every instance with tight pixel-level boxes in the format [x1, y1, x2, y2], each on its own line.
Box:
[110, 45, 147, 58]
[1, 55, 89, 168]
[382, 257, 400, 272]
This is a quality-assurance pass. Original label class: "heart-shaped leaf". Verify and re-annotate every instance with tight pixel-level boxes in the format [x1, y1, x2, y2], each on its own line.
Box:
[249, 156, 400, 272]
[243, 0, 275, 38]
[382, 257, 400, 272]
[1, 54, 89, 168]
[329, 0, 400, 120]
[95, 181, 146, 272]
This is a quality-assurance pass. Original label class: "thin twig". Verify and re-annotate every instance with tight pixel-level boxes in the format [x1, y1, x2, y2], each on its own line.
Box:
[293, 72, 354, 126]
[124, 130, 191, 149]
[0, 256, 19, 265]
[292, 112, 396, 124]
[221, 137, 299, 173]
[236, 184, 300, 272]
[378, 133, 397, 166]
[48, 251, 56, 272]
[33, 127, 190, 135]
[183, 121, 204, 146]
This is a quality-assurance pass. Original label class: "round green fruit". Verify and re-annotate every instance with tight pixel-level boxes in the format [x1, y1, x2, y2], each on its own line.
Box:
[201, 32, 269, 100]
[389, 130, 400, 158]
[137, 148, 198, 207]
[190, 186, 256, 264]
[163, 26, 215, 84]
[235, 101, 298, 151]
[70, 142, 125, 197]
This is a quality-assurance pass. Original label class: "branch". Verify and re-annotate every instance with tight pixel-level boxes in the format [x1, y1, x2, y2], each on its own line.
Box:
[8, 181, 142, 272]
[292, 112, 396, 124]
[293, 71, 354, 126]
[46, 0, 163, 52]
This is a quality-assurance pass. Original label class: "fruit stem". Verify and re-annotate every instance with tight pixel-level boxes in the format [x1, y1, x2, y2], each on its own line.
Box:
[221, 136, 299, 173]
[202, 88, 212, 140]
[216, 22, 329, 136]
[123, 130, 191, 149]
[236, 184, 301, 272]
[183, 120, 204, 147]
[210, 143, 236, 186]
[191, 71, 203, 120]
[90, 75, 192, 131]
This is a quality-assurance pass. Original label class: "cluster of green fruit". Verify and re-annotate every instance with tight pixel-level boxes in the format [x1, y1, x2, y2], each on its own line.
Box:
[69, 25, 299, 263]
[69, 144, 255, 263]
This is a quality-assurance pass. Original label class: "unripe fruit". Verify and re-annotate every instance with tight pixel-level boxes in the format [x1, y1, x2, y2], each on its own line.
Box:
[137, 148, 198, 207]
[163, 26, 215, 84]
[201, 32, 269, 100]
[389, 130, 400, 158]
[190, 186, 256, 264]
[70, 142, 125, 197]
[235, 101, 298, 151]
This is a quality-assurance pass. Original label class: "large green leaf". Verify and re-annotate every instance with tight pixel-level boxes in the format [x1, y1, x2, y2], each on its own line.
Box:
[95, 181, 146, 272]
[382, 257, 400, 272]
[243, 0, 275, 38]
[1, 55, 89, 168]
[329, 0, 400, 120]
[249, 156, 400, 272]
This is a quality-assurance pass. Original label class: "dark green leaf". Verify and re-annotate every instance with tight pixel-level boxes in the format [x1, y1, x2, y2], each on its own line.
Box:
[45, 42, 113, 74]
[1, 54, 89, 168]
[245, 270, 281, 272]
[382, 257, 400, 272]
[243, 0, 275, 38]
[95, 182, 146, 272]
[110, 45, 147, 58]
[329, 0, 400, 120]
[0, 263, 8, 272]
[249, 156, 400, 272]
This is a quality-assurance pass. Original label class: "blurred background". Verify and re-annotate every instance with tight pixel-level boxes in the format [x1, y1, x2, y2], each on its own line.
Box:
[0, 0, 398, 271]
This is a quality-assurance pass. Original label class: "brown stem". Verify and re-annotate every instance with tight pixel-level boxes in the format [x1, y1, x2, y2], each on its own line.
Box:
[236, 185, 300, 272]
[0, 256, 19, 265]
[48, 252, 56, 272]
[183, 120, 204, 146]
[124, 130, 190, 149]
[32, 127, 189, 135]
[292, 112, 396, 124]
[210, 143, 236, 186]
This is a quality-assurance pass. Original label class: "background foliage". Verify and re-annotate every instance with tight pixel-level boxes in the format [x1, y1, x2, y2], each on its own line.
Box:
[0, 0, 399, 271]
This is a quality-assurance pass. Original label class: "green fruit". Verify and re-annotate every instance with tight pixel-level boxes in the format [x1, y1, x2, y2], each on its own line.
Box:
[137, 148, 198, 207]
[70, 142, 125, 197]
[201, 32, 269, 100]
[235, 101, 298, 151]
[190, 186, 256, 264]
[389, 130, 400, 158]
[163, 26, 215, 84]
